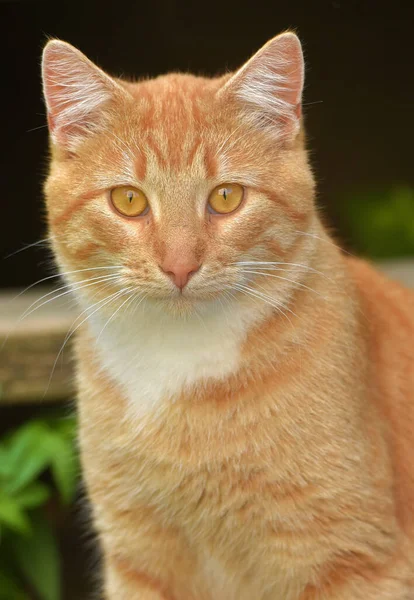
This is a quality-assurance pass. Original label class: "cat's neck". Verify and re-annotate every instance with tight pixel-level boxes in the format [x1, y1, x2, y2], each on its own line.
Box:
[82, 227, 355, 417]
[85, 287, 272, 414]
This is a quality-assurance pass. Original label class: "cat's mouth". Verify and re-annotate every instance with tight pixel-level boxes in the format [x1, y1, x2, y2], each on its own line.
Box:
[165, 287, 214, 304]
[147, 283, 228, 315]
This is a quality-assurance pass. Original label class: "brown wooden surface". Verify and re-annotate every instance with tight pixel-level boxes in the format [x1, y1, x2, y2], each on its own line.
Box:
[0, 288, 77, 404]
[1, 260, 413, 405]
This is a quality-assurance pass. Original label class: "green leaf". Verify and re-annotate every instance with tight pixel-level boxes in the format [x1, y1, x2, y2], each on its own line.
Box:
[6, 421, 50, 470]
[44, 434, 78, 505]
[11, 511, 61, 600]
[13, 482, 51, 510]
[3, 416, 78, 501]
[5, 444, 52, 496]
[0, 444, 13, 478]
[0, 494, 31, 535]
[4, 422, 52, 494]
[0, 569, 28, 600]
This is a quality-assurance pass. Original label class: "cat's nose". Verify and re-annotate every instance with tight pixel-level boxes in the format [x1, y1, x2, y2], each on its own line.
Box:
[160, 259, 200, 289]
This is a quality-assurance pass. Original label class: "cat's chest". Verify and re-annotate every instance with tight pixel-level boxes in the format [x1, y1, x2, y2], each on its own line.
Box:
[88, 300, 264, 413]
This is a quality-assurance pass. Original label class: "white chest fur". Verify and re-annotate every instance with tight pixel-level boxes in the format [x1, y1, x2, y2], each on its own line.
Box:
[86, 297, 267, 414]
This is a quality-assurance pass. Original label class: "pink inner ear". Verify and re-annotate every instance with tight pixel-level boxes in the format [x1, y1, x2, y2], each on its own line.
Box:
[222, 32, 304, 136]
[263, 33, 304, 110]
[42, 41, 118, 149]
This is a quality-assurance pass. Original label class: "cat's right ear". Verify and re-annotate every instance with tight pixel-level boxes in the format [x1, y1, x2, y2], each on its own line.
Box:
[42, 40, 127, 151]
[218, 32, 304, 141]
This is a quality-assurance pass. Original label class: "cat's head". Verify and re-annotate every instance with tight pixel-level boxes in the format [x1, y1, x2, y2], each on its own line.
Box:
[42, 32, 315, 318]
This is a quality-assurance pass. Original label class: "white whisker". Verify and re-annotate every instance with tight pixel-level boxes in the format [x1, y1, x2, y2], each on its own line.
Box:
[43, 286, 133, 398]
[240, 270, 326, 299]
[233, 282, 296, 328]
[235, 260, 329, 279]
[12, 265, 124, 301]
[4, 237, 53, 259]
[19, 274, 121, 322]
[95, 289, 139, 345]
[294, 231, 354, 257]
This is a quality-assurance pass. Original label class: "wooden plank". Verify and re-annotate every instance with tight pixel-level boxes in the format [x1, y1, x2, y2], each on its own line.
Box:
[0, 288, 77, 404]
[0, 260, 413, 404]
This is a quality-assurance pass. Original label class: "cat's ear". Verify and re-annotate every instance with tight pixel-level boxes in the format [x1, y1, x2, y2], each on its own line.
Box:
[42, 40, 127, 151]
[220, 32, 304, 139]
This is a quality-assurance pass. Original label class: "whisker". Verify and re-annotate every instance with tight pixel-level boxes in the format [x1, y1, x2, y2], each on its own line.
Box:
[0, 275, 122, 353]
[233, 282, 296, 328]
[294, 231, 354, 257]
[12, 265, 124, 302]
[302, 100, 323, 107]
[220, 289, 240, 324]
[130, 291, 149, 319]
[4, 237, 52, 259]
[44, 287, 133, 398]
[234, 260, 340, 290]
[95, 289, 140, 344]
[235, 281, 295, 314]
[61, 286, 132, 351]
[252, 282, 300, 320]
[234, 260, 330, 279]
[27, 124, 49, 133]
[216, 293, 231, 327]
[240, 269, 326, 299]
[115, 292, 151, 377]
[233, 283, 293, 329]
[19, 274, 121, 322]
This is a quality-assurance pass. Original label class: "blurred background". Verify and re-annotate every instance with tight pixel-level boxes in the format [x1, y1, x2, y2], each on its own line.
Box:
[1, 1, 413, 599]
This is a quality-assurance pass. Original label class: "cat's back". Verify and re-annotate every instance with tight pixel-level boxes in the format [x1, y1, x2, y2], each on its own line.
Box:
[347, 257, 414, 537]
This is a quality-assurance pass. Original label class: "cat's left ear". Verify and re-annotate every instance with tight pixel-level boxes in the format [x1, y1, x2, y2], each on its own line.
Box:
[220, 32, 304, 140]
[42, 40, 128, 151]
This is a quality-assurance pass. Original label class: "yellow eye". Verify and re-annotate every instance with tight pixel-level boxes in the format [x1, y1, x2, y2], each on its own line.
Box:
[208, 183, 244, 215]
[110, 186, 149, 217]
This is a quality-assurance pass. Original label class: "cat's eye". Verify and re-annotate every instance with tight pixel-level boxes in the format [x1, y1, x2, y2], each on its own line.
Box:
[110, 186, 149, 217]
[208, 183, 244, 215]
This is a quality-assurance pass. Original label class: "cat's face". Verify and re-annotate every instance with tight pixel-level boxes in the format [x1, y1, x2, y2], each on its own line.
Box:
[43, 33, 315, 317]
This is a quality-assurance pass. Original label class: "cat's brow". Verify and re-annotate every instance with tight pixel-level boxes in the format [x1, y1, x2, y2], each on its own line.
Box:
[135, 151, 147, 181]
[204, 145, 218, 178]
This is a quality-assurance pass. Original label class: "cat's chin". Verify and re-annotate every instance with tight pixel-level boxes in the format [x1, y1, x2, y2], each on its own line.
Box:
[146, 290, 225, 319]
[158, 295, 209, 317]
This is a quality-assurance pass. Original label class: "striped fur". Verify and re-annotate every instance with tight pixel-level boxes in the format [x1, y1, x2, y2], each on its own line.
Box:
[42, 33, 414, 600]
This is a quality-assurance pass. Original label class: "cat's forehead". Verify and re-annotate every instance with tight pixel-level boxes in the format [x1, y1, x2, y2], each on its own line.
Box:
[93, 72, 263, 190]
[124, 73, 223, 129]
[119, 74, 231, 181]
[127, 72, 222, 104]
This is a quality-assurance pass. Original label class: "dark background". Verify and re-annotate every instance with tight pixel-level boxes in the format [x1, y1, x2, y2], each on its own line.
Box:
[2, 0, 413, 288]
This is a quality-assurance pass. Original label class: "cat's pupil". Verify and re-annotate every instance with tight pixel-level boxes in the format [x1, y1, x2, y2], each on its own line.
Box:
[223, 189, 227, 200]
[127, 192, 133, 203]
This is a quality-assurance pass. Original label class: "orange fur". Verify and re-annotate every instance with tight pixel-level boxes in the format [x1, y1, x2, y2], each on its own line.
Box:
[42, 33, 414, 599]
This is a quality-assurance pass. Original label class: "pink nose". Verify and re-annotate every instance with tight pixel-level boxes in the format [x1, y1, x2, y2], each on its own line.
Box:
[160, 259, 200, 289]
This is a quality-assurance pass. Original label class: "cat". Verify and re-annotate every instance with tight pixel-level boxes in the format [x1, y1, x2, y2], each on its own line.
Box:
[41, 32, 414, 599]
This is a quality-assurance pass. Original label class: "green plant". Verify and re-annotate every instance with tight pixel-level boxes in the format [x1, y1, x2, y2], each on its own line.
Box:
[339, 185, 414, 259]
[0, 414, 78, 600]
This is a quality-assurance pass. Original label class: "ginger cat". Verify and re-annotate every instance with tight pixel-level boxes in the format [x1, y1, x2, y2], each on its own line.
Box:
[41, 32, 414, 599]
